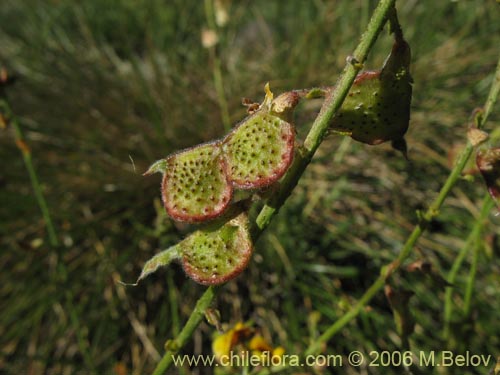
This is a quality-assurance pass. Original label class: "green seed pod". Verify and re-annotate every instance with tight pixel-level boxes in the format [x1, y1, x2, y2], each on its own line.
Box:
[133, 212, 253, 285]
[223, 112, 295, 189]
[330, 39, 412, 148]
[180, 212, 253, 285]
[148, 141, 233, 223]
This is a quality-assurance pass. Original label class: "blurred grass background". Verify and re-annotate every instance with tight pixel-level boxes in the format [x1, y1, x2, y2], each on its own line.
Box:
[1, 0, 500, 374]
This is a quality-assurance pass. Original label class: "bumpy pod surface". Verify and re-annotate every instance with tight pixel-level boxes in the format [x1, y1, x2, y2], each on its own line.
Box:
[161, 142, 233, 222]
[223, 112, 295, 189]
[180, 212, 253, 285]
[330, 40, 412, 146]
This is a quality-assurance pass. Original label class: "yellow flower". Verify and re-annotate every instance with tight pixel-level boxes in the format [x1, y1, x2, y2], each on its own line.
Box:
[212, 322, 284, 367]
[212, 322, 253, 363]
[248, 334, 273, 352]
[249, 334, 285, 366]
[272, 346, 285, 358]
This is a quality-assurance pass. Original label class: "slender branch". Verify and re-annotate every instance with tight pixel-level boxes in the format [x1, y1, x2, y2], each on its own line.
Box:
[152, 1, 398, 373]
[304, 51, 500, 358]
[152, 286, 219, 375]
[388, 5, 404, 43]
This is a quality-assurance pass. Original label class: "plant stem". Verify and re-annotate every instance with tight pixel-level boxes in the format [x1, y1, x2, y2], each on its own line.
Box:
[152, 286, 219, 375]
[443, 195, 494, 339]
[304, 52, 500, 358]
[211, 51, 231, 131]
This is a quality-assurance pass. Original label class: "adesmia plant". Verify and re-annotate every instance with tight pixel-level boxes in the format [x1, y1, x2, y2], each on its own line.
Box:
[138, 37, 414, 286]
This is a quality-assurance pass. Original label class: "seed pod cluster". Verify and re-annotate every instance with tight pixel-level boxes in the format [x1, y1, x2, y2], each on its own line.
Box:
[146, 86, 298, 223]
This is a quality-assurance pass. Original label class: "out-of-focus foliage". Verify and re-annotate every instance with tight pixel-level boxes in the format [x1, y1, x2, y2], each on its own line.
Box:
[1, 0, 499, 374]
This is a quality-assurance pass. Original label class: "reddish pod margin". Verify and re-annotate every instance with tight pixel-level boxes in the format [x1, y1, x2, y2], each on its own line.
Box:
[161, 141, 233, 223]
[223, 112, 295, 190]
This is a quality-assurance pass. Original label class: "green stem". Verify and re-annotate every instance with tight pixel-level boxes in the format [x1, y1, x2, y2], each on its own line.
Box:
[152, 286, 219, 375]
[483, 56, 500, 122]
[443, 195, 494, 339]
[66, 290, 96, 372]
[0, 100, 59, 247]
[304, 51, 500, 358]
[211, 51, 231, 131]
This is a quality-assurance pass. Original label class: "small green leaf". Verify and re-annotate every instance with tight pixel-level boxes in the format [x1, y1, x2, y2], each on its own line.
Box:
[161, 141, 233, 222]
[143, 158, 169, 176]
[135, 244, 181, 285]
